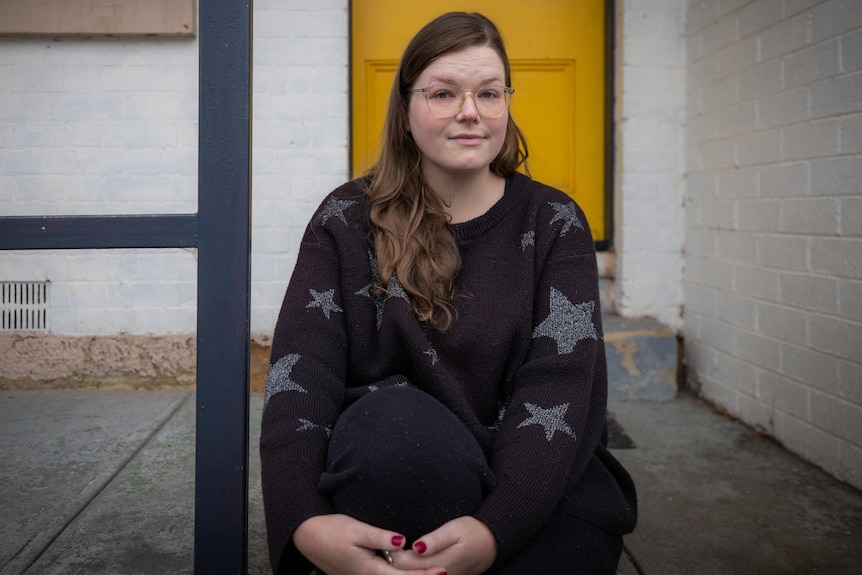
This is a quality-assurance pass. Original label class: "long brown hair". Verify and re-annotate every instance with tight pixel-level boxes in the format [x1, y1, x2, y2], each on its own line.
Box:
[365, 12, 529, 330]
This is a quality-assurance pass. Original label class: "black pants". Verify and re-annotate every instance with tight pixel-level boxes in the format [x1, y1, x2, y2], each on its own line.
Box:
[319, 386, 622, 574]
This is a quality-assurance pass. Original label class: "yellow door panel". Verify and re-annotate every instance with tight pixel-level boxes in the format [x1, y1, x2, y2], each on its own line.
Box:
[511, 60, 577, 196]
[352, 0, 608, 241]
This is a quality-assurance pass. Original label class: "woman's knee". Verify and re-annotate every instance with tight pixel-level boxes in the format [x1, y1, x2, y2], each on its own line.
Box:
[325, 386, 491, 482]
[318, 386, 495, 539]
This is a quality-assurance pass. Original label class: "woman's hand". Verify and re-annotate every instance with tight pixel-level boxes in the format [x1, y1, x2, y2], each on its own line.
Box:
[293, 514, 448, 575]
[390, 516, 497, 575]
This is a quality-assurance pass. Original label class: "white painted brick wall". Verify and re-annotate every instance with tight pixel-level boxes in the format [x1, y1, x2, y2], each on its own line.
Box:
[251, 0, 349, 339]
[0, 36, 199, 334]
[685, 0, 862, 489]
[0, 2, 349, 336]
[614, 0, 686, 330]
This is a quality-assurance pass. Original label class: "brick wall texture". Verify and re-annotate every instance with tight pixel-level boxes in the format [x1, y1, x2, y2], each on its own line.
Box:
[0, 30, 200, 332]
[684, 0, 862, 489]
[614, 0, 687, 331]
[0, 0, 349, 336]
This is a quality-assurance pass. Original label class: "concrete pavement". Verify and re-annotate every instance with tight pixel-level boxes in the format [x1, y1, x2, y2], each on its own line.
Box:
[610, 395, 862, 574]
[1, 388, 861, 574]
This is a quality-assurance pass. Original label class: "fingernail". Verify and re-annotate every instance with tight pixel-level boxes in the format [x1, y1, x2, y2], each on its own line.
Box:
[413, 541, 427, 554]
[391, 535, 404, 547]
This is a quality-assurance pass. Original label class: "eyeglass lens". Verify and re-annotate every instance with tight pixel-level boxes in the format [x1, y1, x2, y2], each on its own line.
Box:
[423, 85, 511, 117]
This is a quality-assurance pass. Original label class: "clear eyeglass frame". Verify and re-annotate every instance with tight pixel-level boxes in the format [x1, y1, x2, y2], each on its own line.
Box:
[408, 84, 515, 118]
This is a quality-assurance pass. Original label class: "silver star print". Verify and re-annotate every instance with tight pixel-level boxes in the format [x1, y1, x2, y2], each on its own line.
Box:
[521, 231, 535, 251]
[517, 402, 576, 442]
[264, 353, 306, 408]
[532, 288, 597, 354]
[306, 288, 343, 319]
[549, 202, 584, 237]
[297, 418, 333, 438]
[424, 347, 439, 366]
[488, 403, 508, 431]
[317, 197, 357, 226]
[355, 250, 410, 328]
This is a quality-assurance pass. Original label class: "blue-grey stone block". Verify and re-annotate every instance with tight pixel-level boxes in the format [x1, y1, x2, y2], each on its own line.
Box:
[603, 315, 678, 401]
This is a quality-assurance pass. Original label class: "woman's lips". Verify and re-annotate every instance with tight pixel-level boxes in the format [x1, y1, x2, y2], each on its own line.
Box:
[449, 134, 485, 145]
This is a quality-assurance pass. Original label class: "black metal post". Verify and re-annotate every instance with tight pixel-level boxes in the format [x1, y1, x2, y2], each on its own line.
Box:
[194, 0, 253, 573]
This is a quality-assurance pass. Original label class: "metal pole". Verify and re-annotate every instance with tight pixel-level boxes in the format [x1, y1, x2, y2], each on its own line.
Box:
[0, 214, 198, 250]
[195, 0, 252, 572]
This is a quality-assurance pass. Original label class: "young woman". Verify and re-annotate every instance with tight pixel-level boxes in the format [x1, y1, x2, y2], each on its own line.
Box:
[260, 12, 637, 575]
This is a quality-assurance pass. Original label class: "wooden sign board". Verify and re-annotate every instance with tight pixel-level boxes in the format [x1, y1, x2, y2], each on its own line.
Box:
[0, 0, 196, 36]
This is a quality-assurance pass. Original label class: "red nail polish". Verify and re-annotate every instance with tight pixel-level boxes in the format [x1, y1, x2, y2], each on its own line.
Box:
[391, 535, 404, 547]
[414, 541, 427, 554]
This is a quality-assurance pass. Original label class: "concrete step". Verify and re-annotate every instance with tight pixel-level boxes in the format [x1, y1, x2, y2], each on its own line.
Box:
[604, 315, 678, 402]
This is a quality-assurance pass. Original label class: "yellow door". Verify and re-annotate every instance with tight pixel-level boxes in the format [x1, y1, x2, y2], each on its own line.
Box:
[352, 0, 609, 242]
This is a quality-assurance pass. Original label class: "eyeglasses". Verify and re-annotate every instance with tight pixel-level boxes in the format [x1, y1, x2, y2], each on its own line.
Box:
[408, 84, 514, 118]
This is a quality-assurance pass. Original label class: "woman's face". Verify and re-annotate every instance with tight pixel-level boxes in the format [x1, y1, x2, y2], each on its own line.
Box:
[408, 45, 509, 181]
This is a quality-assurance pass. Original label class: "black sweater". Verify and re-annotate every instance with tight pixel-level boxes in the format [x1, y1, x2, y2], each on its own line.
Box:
[260, 173, 636, 574]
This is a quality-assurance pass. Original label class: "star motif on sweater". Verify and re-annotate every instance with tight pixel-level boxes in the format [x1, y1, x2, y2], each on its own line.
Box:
[297, 418, 333, 438]
[517, 402, 576, 442]
[356, 251, 410, 328]
[520, 231, 535, 251]
[424, 347, 440, 366]
[488, 403, 507, 431]
[263, 353, 306, 408]
[549, 202, 584, 237]
[532, 288, 597, 354]
[317, 197, 357, 226]
[306, 288, 342, 319]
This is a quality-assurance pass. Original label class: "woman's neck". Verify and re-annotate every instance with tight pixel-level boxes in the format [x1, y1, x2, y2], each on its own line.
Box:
[424, 169, 505, 224]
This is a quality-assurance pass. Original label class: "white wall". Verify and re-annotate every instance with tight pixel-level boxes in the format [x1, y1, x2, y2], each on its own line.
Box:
[684, 0, 862, 489]
[0, 1, 350, 337]
[251, 0, 350, 340]
[614, 0, 687, 330]
[0, 37, 199, 334]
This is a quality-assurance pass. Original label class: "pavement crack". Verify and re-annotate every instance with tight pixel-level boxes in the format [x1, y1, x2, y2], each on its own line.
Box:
[3, 391, 193, 575]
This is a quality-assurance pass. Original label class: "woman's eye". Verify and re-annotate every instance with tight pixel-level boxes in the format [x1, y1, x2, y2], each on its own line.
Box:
[478, 89, 501, 100]
[431, 90, 455, 100]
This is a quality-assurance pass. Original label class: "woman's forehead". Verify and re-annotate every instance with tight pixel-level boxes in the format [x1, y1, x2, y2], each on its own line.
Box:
[417, 46, 505, 85]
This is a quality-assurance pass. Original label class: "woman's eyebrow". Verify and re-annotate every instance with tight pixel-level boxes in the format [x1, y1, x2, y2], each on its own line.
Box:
[424, 75, 459, 86]
[425, 75, 506, 86]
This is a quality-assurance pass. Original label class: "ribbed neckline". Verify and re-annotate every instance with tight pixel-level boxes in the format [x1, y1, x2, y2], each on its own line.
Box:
[450, 173, 527, 241]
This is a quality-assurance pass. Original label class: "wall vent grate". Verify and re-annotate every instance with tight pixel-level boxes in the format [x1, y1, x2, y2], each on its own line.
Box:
[1, 281, 50, 332]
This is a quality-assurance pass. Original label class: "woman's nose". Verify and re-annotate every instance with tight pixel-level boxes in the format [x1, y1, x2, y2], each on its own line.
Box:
[456, 92, 481, 120]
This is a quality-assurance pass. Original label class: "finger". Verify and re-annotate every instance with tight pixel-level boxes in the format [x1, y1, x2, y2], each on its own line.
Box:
[385, 565, 448, 575]
[321, 517, 407, 565]
[387, 548, 449, 573]
[412, 524, 458, 556]
[363, 553, 444, 575]
[347, 518, 406, 552]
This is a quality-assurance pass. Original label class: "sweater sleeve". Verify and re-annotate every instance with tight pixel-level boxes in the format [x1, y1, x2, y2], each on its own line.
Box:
[472, 199, 608, 565]
[259, 204, 352, 575]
